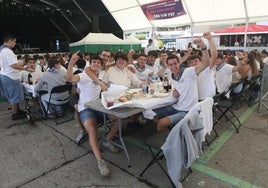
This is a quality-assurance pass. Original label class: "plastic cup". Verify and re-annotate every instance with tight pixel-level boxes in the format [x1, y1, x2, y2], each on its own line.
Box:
[106, 96, 114, 107]
[149, 88, 155, 95]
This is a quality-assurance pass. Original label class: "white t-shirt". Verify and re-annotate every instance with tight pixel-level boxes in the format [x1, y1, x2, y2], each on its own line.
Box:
[98, 70, 105, 80]
[146, 60, 162, 82]
[102, 66, 141, 88]
[172, 67, 198, 111]
[197, 67, 216, 100]
[135, 67, 152, 81]
[145, 61, 159, 73]
[20, 68, 42, 83]
[263, 57, 268, 66]
[144, 45, 155, 55]
[0, 47, 20, 80]
[255, 60, 260, 70]
[214, 64, 233, 94]
[158, 62, 172, 80]
[77, 72, 101, 112]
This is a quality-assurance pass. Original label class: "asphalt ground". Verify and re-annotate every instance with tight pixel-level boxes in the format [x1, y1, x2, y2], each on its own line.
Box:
[0, 98, 268, 188]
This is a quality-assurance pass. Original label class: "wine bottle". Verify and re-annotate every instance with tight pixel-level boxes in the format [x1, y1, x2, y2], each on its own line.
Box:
[28, 72, 33, 85]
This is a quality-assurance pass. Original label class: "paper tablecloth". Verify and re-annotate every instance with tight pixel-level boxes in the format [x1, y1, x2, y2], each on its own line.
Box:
[101, 89, 177, 111]
[22, 83, 37, 97]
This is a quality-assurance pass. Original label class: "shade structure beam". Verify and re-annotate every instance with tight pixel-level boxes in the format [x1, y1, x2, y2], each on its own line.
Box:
[72, 0, 92, 23]
[37, 0, 83, 37]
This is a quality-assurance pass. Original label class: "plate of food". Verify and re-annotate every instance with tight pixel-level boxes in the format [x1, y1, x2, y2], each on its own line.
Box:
[117, 89, 150, 102]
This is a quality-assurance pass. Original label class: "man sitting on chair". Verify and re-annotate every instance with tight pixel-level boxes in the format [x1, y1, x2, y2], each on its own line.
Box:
[34, 57, 68, 115]
[153, 32, 214, 132]
[66, 52, 120, 178]
[20, 57, 42, 84]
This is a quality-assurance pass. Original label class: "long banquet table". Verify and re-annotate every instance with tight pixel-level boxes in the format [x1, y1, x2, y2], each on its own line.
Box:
[84, 89, 176, 166]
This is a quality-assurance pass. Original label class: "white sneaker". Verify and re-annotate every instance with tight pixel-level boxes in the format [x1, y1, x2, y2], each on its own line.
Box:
[76, 130, 87, 143]
[98, 159, 111, 178]
[102, 140, 120, 153]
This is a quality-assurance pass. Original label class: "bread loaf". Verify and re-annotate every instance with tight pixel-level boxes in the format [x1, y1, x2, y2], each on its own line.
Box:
[119, 96, 128, 102]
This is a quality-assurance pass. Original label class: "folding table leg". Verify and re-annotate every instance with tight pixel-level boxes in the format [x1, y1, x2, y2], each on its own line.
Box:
[118, 118, 131, 167]
[104, 117, 131, 167]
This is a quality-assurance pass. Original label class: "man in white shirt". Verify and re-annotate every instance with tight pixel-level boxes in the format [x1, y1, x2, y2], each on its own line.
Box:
[134, 54, 151, 81]
[66, 53, 120, 178]
[146, 50, 160, 82]
[188, 33, 218, 101]
[99, 49, 112, 68]
[213, 52, 243, 95]
[153, 32, 213, 131]
[144, 39, 154, 55]
[0, 33, 33, 120]
[102, 52, 142, 88]
[261, 49, 268, 66]
[20, 57, 42, 84]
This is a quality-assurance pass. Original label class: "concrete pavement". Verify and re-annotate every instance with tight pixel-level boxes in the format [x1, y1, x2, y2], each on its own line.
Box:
[0, 99, 268, 188]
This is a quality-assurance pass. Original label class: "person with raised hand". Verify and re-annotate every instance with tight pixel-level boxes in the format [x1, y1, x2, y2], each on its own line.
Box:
[153, 32, 213, 131]
[66, 51, 120, 178]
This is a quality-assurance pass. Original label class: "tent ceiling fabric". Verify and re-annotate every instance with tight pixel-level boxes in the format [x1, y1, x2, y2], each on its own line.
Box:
[101, 0, 268, 32]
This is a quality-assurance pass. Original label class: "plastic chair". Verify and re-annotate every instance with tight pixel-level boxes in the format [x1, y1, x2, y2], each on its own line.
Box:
[42, 84, 73, 125]
[139, 131, 178, 188]
[245, 74, 261, 106]
[213, 78, 249, 133]
[139, 113, 200, 187]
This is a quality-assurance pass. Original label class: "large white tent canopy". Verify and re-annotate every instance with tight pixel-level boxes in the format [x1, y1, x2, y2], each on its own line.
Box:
[101, 0, 268, 32]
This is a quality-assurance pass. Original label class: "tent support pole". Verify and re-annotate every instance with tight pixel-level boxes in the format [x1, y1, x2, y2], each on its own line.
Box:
[243, 0, 249, 51]
[190, 23, 194, 44]
[182, 0, 194, 44]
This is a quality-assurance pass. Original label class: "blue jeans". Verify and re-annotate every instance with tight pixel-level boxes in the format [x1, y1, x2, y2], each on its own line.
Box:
[79, 108, 104, 124]
[154, 105, 188, 127]
[0, 74, 24, 104]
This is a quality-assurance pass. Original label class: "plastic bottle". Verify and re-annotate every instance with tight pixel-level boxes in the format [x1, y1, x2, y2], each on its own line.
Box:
[151, 72, 158, 82]
[151, 72, 159, 93]
[141, 80, 148, 94]
[28, 72, 33, 85]
[163, 72, 170, 92]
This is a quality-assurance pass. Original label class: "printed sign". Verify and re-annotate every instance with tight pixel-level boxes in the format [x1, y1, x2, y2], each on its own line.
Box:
[141, 0, 186, 20]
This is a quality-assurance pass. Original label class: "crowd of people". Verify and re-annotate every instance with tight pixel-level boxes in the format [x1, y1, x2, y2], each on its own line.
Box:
[0, 32, 266, 178]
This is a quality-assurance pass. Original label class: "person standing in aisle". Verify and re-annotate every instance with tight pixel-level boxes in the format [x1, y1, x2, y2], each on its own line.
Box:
[0, 33, 33, 120]
[144, 39, 155, 55]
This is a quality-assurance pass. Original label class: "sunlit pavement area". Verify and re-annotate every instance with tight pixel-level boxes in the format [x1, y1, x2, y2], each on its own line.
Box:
[0, 99, 268, 188]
